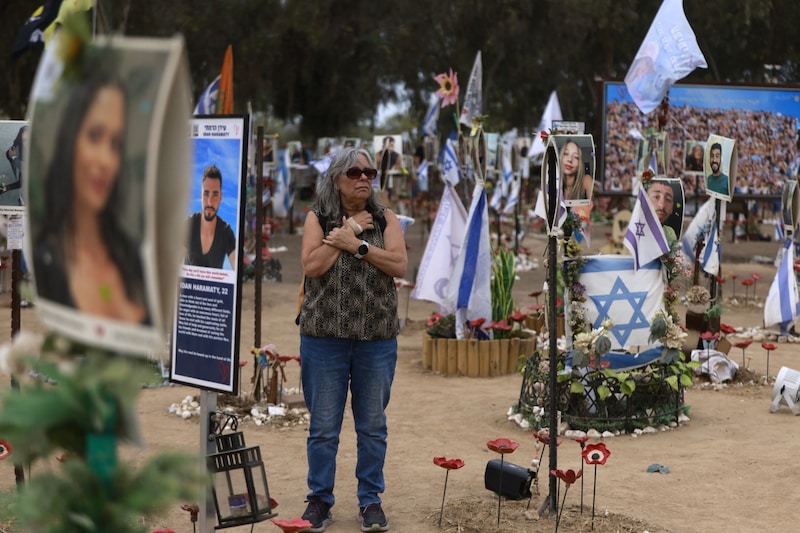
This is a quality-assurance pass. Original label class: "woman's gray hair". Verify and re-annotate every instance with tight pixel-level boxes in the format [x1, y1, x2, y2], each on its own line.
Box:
[314, 147, 384, 218]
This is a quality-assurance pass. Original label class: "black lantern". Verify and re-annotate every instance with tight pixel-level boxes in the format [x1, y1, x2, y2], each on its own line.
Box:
[484, 459, 536, 500]
[207, 431, 277, 529]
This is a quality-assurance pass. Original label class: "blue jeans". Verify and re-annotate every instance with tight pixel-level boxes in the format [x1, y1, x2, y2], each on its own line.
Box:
[300, 335, 397, 508]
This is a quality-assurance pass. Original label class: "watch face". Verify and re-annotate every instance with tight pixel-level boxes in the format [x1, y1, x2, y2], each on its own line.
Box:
[358, 242, 369, 256]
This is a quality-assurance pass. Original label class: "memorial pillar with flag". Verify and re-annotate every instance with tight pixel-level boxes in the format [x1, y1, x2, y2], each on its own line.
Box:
[765, 238, 800, 330]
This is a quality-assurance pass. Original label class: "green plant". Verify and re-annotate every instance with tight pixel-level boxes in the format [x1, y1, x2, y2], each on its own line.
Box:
[491, 248, 516, 338]
[704, 303, 724, 319]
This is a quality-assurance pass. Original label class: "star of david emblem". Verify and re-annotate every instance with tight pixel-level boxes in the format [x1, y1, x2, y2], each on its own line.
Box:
[634, 220, 646, 237]
[589, 276, 650, 347]
[443, 157, 454, 173]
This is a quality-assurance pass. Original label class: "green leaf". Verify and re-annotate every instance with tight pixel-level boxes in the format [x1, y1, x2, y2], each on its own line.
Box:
[570, 381, 585, 394]
[680, 373, 694, 387]
[620, 379, 636, 395]
[597, 385, 611, 400]
[665, 374, 679, 391]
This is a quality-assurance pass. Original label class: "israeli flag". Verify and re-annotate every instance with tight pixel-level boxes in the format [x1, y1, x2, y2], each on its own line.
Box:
[272, 148, 294, 218]
[624, 188, 670, 270]
[700, 219, 720, 276]
[775, 219, 785, 243]
[193, 75, 221, 115]
[444, 183, 492, 339]
[681, 197, 716, 260]
[765, 238, 800, 327]
[421, 98, 440, 137]
[416, 159, 429, 192]
[441, 139, 462, 186]
[412, 185, 467, 310]
[579, 255, 665, 350]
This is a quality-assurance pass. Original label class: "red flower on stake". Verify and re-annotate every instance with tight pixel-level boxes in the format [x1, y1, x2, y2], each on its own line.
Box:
[433, 456, 464, 526]
[715, 275, 726, 284]
[762, 342, 777, 377]
[427, 313, 442, 327]
[433, 456, 465, 470]
[0, 440, 12, 461]
[488, 319, 512, 332]
[720, 323, 736, 335]
[733, 339, 752, 366]
[269, 518, 313, 533]
[551, 468, 583, 486]
[487, 438, 519, 454]
[180, 504, 199, 523]
[528, 303, 544, 313]
[508, 310, 527, 323]
[469, 317, 487, 329]
[582, 443, 611, 465]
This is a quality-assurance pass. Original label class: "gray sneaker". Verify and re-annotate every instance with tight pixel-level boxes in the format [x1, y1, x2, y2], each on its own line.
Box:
[359, 503, 389, 532]
[300, 496, 333, 532]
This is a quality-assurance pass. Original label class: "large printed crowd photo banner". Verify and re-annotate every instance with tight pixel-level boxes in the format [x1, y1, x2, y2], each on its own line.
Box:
[24, 35, 191, 356]
[170, 115, 248, 394]
[601, 81, 800, 208]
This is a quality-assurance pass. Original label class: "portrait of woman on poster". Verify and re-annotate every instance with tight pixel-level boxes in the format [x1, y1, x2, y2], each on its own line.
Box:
[33, 69, 150, 325]
[685, 142, 704, 172]
[561, 139, 592, 202]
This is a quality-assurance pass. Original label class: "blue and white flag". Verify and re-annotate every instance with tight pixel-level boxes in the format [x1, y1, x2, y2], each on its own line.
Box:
[533, 189, 567, 231]
[272, 148, 294, 218]
[459, 51, 483, 128]
[624, 0, 707, 114]
[412, 185, 468, 310]
[681, 197, 716, 260]
[529, 91, 562, 159]
[775, 219, 785, 243]
[624, 188, 670, 269]
[445, 183, 492, 339]
[194, 75, 221, 115]
[441, 139, 462, 186]
[580, 255, 665, 350]
[765, 238, 800, 327]
[416, 159, 429, 192]
[311, 154, 333, 176]
[421, 98, 440, 137]
[700, 219, 720, 276]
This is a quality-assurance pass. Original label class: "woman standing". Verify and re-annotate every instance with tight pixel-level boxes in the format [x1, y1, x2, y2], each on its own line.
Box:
[33, 70, 149, 325]
[561, 139, 592, 201]
[298, 147, 407, 532]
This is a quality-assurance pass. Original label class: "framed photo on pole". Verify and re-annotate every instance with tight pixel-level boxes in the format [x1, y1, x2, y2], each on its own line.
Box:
[170, 115, 248, 394]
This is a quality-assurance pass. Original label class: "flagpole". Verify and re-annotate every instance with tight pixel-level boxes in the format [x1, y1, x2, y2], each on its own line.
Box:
[545, 148, 559, 516]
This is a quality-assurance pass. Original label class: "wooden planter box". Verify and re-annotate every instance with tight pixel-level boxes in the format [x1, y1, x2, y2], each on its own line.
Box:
[422, 334, 536, 377]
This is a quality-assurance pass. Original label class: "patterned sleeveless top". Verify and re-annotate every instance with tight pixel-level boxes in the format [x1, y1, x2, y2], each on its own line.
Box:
[299, 210, 399, 340]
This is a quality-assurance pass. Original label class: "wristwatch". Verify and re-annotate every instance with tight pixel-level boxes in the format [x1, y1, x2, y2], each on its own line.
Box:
[354, 240, 370, 259]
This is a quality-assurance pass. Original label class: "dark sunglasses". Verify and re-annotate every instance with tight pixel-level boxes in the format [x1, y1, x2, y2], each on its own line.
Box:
[344, 166, 378, 180]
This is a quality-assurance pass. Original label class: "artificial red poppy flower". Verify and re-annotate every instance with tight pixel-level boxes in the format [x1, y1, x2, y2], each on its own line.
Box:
[550, 468, 583, 487]
[486, 438, 519, 454]
[239, 360, 248, 367]
[269, 518, 313, 533]
[572, 436, 589, 445]
[582, 442, 611, 465]
[152, 530, 176, 533]
[0, 440, 12, 461]
[751, 272, 762, 281]
[700, 331, 720, 341]
[540, 130, 548, 142]
[733, 340, 752, 349]
[508, 310, 527, 323]
[715, 275, 726, 284]
[720, 323, 736, 335]
[730, 273, 739, 280]
[528, 303, 544, 313]
[532, 429, 563, 447]
[427, 313, 442, 327]
[469, 317, 487, 328]
[433, 456, 465, 470]
[556, 297, 563, 308]
[276, 355, 300, 363]
[488, 320, 512, 332]
[529, 290, 544, 298]
[180, 504, 199, 523]
[762, 342, 777, 351]
[741, 278, 754, 286]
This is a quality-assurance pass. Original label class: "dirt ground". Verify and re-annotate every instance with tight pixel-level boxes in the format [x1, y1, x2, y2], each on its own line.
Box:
[2, 218, 799, 533]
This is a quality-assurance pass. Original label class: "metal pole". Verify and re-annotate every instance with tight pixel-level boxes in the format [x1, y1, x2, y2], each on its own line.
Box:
[545, 148, 559, 515]
[10, 247, 24, 487]
[199, 390, 217, 533]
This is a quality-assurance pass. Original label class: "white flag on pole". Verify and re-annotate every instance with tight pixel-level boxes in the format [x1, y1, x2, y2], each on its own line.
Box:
[411, 185, 467, 311]
[529, 91, 563, 158]
[444, 183, 492, 339]
[459, 51, 482, 128]
[765, 238, 800, 327]
[624, 0, 707, 114]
